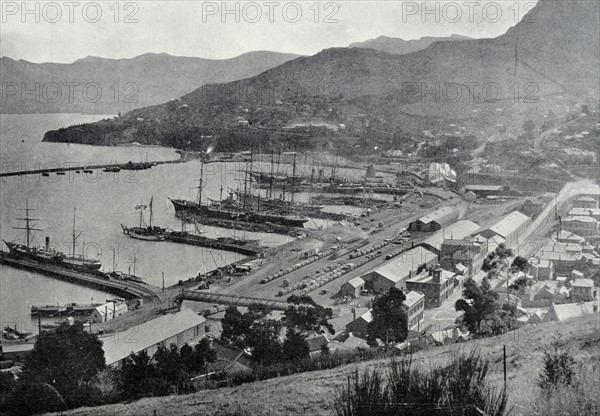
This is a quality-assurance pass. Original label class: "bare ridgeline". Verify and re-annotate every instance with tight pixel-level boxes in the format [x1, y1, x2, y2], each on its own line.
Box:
[0, 1, 599, 415]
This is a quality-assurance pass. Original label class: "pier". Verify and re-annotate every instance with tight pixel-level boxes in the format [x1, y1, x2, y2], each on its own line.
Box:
[0, 252, 160, 302]
[0, 159, 184, 178]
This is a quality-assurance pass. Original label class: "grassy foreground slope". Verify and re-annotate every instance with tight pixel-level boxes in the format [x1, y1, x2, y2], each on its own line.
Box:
[49, 314, 600, 416]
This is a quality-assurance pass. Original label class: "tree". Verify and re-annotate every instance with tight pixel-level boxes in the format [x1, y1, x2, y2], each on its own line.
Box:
[192, 338, 217, 373]
[455, 277, 499, 334]
[154, 344, 184, 387]
[366, 288, 408, 348]
[246, 319, 283, 364]
[220, 305, 246, 346]
[16, 322, 105, 410]
[282, 327, 310, 361]
[539, 335, 576, 390]
[120, 350, 169, 399]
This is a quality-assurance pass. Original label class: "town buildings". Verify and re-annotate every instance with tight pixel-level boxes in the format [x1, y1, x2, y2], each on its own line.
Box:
[572, 196, 599, 209]
[405, 267, 458, 309]
[570, 278, 596, 302]
[561, 215, 599, 236]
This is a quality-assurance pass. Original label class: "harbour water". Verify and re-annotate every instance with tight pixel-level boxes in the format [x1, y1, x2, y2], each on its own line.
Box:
[0, 114, 294, 328]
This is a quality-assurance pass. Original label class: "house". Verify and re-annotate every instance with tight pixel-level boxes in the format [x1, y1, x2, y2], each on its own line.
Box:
[572, 196, 598, 209]
[472, 233, 506, 254]
[562, 216, 599, 236]
[475, 211, 531, 248]
[408, 207, 459, 232]
[544, 301, 598, 322]
[402, 291, 425, 332]
[529, 258, 554, 280]
[361, 246, 437, 292]
[340, 277, 365, 298]
[101, 309, 208, 367]
[345, 310, 372, 338]
[570, 278, 596, 302]
[555, 230, 585, 245]
[88, 301, 129, 323]
[306, 334, 330, 357]
[527, 309, 546, 323]
[534, 284, 556, 301]
[405, 267, 457, 309]
[568, 208, 600, 221]
[345, 291, 425, 338]
[423, 327, 470, 346]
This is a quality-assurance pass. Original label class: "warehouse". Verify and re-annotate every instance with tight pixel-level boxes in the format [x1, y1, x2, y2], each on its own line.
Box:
[101, 309, 207, 367]
[474, 211, 531, 248]
[420, 220, 480, 254]
[361, 246, 437, 292]
[408, 206, 459, 232]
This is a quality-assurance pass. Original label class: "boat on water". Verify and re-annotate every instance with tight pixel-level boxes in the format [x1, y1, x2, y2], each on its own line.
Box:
[2, 202, 102, 272]
[103, 166, 121, 173]
[169, 158, 308, 229]
[106, 249, 145, 283]
[121, 197, 167, 241]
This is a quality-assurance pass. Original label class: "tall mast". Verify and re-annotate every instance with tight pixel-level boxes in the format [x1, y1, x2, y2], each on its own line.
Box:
[72, 208, 82, 257]
[14, 199, 41, 248]
[197, 162, 204, 206]
[291, 152, 297, 203]
[149, 196, 153, 228]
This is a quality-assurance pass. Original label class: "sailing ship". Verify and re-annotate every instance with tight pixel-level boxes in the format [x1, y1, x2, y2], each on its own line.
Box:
[3, 202, 102, 272]
[169, 156, 309, 228]
[121, 197, 167, 241]
[106, 249, 145, 283]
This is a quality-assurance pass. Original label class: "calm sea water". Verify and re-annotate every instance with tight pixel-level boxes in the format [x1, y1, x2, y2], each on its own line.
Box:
[0, 114, 293, 329]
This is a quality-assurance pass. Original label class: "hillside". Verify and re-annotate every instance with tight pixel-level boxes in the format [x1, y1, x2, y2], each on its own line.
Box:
[0, 51, 300, 114]
[43, 0, 600, 150]
[349, 34, 472, 55]
[49, 313, 600, 416]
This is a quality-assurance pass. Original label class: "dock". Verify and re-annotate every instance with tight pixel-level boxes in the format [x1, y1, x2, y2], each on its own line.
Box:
[31, 303, 102, 317]
[0, 252, 160, 302]
[0, 159, 184, 178]
[164, 233, 264, 256]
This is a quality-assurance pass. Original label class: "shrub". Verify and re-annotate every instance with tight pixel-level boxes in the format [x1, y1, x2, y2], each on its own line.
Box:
[538, 335, 577, 390]
[333, 349, 509, 416]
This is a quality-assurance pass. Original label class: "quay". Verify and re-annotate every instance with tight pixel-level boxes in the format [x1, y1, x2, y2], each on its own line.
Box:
[31, 303, 102, 317]
[164, 233, 264, 256]
[0, 159, 184, 178]
[0, 252, 160, 302]
[178, 213, 307, 237]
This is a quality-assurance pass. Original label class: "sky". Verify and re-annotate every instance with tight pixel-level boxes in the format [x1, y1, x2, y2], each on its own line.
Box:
[1, 0, 540, 63]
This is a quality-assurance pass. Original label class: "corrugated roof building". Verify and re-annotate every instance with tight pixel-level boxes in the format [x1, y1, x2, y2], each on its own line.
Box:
[361, 246, 438, 292]
[101, 309, 207, 367]
[408, 206, 459, 232]
[476, 211, 531, 248]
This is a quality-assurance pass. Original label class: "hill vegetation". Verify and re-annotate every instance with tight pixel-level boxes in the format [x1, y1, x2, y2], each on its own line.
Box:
[42, 0, 600, 152]
[43, 312, 600, 416]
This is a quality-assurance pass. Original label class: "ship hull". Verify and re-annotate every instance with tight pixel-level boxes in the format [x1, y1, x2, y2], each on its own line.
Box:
[169, 199, 307, 228]
[3, 241, 102, 272]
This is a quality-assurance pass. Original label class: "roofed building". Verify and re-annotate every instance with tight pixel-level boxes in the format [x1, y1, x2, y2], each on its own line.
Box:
[572, 196, 599, 209]
[562, 216, 599, 236]
[555, 230, 585, 245]
[101, 309, 208, 367]
[361, 246, 438, 292]
[405, 267, 458, 309]
[408, 207, 459, 232]
[440, 237, 486, 277]
[89, 301, 128, 323]
[420, 220, 480, 255]
[462, 185, 508, 197]
[568, 208, 600, 221]
[475, 211, 531, 248]
[570, 278, 596, 302]
[544, 301, 598, 322]
[340, 277, 365, 298]
[402, 291, 425, 332]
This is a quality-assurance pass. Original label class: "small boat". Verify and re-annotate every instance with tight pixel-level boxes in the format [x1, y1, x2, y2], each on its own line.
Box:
[75, 170, 81, 173]
[83, 170, 93, 174]
[103, 167, 121, 173]
[42, 173, 49, 177]
[121, 197, 166, 241]
[56, 172, 66, 176]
